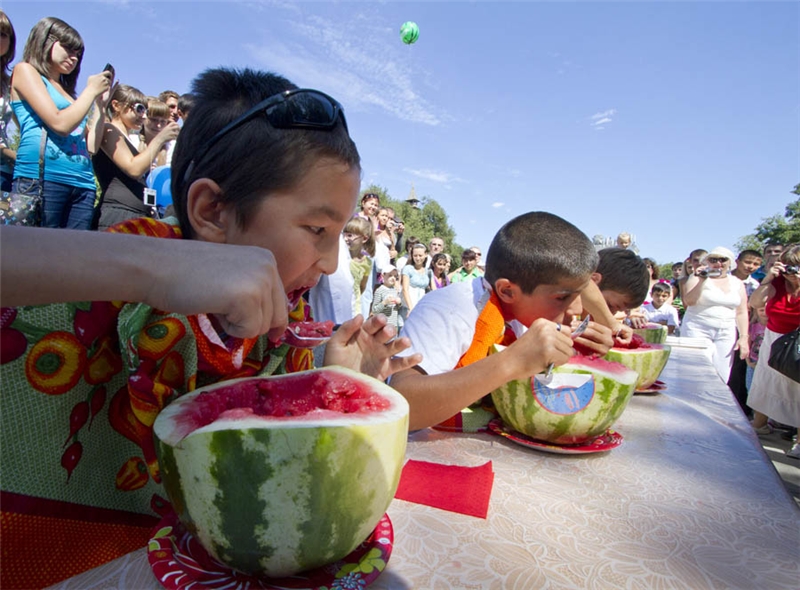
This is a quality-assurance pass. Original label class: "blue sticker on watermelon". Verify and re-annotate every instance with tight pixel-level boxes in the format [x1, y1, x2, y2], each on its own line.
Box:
[531, 374, 595, 415]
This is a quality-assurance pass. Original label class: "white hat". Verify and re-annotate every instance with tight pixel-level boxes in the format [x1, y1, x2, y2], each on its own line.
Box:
[702, 246, 735, 263]
[381, 264, 398, 274]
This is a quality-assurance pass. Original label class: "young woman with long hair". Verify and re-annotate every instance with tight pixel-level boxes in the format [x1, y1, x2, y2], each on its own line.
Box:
[10, 16, 112, 228]
[0, 10, 17, 191]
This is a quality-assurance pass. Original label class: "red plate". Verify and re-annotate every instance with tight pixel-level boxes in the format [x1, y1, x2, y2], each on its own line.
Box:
[148, 511, 393, 589]
[635, 380, 667, 394]
[488, 419, 623, 454]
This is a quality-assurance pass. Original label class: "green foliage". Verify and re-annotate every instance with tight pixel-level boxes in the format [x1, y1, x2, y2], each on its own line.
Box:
[735, 186, 800, 252]
[360, 184, 464, 256]
[657, 263, 674, 280]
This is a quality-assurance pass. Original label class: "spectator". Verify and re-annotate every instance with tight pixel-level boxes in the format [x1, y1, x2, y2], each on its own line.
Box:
[401, 242, 430, 315]
[158, 89, 179, 122]
[394, 216, 405, 254]
[616, 232, 632, 249]
[747, 244, 800, 458]
[471, 246, 485, 272]
[642, 257, 660, 304]
[450, 248, 483, 283]
[10, 17, 111, 229]
[372, 265, 403, 333]
[342, 216, 374, 317]
[94, 84, 179, 229]
[140, 97, 179, 168]
[429, 252, 451, 291]
[642, 282, 680, 334]
[681, 247, 749, 382]
[427, 236, 445, 267]
[396, 236, 420, 272]
[731, 249, 763, 298]
[0, 10, 16, 191]
[679, 248, 708, 299]
[177, 92, 195, 122]
[357, 192, 379, 221]
[751, 242, 783, 283]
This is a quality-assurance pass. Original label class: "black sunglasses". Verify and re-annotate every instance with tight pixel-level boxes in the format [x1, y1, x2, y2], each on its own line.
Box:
[707, 257, 728, 264]
[184, 89, 347, 182]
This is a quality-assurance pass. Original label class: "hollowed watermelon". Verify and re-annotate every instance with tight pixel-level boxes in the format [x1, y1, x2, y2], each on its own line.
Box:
[490, 347, 638, 445]
[604, 334, 671, 390]
[153, 367, 408, 577]
[633, 322, 668, 344]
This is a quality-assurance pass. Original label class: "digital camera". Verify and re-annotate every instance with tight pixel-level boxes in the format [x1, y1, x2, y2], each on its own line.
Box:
[783, 265, 799, 275]
[698, 269, 722, 278]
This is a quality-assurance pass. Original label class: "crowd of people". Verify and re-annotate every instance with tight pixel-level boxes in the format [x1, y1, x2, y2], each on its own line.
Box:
[0, 10, 798, 589]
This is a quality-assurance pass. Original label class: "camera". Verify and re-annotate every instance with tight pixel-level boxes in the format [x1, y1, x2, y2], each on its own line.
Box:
[783, 265, 799, 275]
[143, 188, 157, 207]
[698, 269, 721, 278]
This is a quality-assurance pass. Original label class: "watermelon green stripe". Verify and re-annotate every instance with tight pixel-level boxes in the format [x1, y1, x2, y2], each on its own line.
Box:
[604, 344, 671, 390]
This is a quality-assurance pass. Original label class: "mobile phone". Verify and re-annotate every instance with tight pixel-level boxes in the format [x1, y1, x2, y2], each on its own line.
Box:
[103, 63, 115, 78]
[143, 188, 157, 207]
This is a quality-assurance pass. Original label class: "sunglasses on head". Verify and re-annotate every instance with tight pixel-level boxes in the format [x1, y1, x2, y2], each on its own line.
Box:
[184, 89, 347, 183]
[131, 103, 147, 116]
[707, 257, 728, 264]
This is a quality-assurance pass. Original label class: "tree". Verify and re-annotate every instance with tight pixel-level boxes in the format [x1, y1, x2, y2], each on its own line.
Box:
[360, 184, 464, 256]
[735, 185, 800, 252]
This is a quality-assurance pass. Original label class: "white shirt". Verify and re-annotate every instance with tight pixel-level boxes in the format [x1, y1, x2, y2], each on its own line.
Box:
[642, 302, 680, 328]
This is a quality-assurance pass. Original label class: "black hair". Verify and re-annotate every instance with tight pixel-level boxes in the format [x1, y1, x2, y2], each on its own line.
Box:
[22, 17, 84, 98]
[461, 248, 478, 262]
[171, 67, 360, 239]
[0, 11, 16, 95]
[737, 249, 762, 260]
[430, 252, 449, 277]
[485, 212, 598, 294]
[651, 282, 671, 296]
[596, 248, 650, 306]
[178, 93, 195, 115]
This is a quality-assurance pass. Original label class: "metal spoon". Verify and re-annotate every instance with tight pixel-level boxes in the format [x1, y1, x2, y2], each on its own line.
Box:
[281, 322, 338, 348]
[541, 314, 591, 382]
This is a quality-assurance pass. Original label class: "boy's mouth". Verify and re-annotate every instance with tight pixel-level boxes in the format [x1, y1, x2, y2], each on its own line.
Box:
[287, 281, 318, 308]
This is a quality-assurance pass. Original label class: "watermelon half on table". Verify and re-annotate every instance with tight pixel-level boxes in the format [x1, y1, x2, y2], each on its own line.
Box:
[153, 366, 408, 578]
[604, 334, 671, 390]
[490, 347, 638, 445]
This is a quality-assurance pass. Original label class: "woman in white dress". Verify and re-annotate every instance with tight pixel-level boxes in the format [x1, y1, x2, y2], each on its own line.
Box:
[681, 247, 749, 382]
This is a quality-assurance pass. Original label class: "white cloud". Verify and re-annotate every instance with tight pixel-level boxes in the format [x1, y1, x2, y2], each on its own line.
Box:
[244, 12, 441, 126]
[589, 109, 617, 130]
[492, 202, 504, 208]
[403, 168, 464, 184]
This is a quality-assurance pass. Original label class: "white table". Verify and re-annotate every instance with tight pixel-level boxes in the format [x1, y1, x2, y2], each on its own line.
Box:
[50, 347, 800, 590]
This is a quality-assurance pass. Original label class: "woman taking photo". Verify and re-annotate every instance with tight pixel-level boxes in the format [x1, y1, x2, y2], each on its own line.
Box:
[747, 244, 800, 458]
[681, 247, 749, 382]
[10, 17, 111, 228]
[94, 85, 179, 229]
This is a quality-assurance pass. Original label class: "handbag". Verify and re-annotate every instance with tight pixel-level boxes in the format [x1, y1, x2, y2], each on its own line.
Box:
[767, 327, 800, 383]
[0, 132, 47, 226]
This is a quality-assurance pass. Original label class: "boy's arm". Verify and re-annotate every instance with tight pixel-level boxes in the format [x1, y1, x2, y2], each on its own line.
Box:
[391, 319, 574, 431]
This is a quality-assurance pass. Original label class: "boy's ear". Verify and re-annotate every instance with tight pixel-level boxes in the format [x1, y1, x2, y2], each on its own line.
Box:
[186, 179, 232, 243]
[591, 272, 602, 285]
[494, 278, 518, 303]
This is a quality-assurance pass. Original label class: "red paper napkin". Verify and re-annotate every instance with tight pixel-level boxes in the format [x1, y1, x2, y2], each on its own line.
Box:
[394, 459, 494, 519]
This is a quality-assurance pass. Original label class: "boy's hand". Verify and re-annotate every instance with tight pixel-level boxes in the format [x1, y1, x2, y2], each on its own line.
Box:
[323, 314, 422, 381]
[506, 318, 574, 379]
[613, 324, 634, 346]
[572, 321, 614, 356]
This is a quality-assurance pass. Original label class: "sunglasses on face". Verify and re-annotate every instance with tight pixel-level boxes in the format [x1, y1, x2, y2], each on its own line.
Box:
[131, 103, 147, 116]
[184, 89, 348, 183]
[707, 257, 728, 264]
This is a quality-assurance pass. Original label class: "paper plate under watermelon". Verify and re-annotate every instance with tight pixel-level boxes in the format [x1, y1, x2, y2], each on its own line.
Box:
[488, 418, 623, 455]
[148, 511, 393, 589]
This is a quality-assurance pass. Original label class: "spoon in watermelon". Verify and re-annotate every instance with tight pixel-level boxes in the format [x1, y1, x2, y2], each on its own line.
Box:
[281, 321, 338, 348]
[541, 314, 591, 382]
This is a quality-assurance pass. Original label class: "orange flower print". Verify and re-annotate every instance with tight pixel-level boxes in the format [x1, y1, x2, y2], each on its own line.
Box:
[115, 457, 149, 491]
[84, 336, 123, 385]
[138, 318, 185, 361]
[25, 332, 87, 395]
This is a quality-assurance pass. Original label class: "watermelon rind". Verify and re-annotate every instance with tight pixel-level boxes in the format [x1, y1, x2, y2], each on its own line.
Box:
[633, 323, 668, 344]
[490, 346, 638, 445]
[154, 366, 408, 577]
[604, 344, 671, 390]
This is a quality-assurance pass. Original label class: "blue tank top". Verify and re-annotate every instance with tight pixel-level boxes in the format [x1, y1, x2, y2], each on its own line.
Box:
[11, 77, 95, 189]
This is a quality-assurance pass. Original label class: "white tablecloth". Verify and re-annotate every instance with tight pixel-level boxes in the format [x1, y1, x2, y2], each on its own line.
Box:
[49, 348, 800, 590]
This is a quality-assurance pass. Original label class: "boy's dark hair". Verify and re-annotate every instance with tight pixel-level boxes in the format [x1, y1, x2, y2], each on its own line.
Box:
[172, 68, 360, 239]
[596, 248, 650, 306]
[651, 282, 671, 296]
[671, 262, 683, 270]
[178, 93, 195, 114]
[461, 249, 478, 262]
[737, 249, 762, 260]
[485, 212, 598, 294]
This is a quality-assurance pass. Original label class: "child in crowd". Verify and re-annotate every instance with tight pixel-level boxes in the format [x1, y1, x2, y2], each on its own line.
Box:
[746, 305, 767, 392]
[1, 67, 421, 588]
[450, 248, 483, 282]
[731, 249, 763, 298]
[343, 216, 375, 317]
[643, 282, 680, 334]
[392, 212, 616, 431]
[429, 252, 451, 291]
[372, 265, 404, 333]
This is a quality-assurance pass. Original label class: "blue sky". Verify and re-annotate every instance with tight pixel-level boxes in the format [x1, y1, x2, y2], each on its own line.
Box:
[6, 1, 798, 266]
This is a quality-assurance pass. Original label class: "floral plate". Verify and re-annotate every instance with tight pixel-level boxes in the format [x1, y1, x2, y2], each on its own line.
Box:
[488, 418, 623, 455]
[148, 511, 393, 590]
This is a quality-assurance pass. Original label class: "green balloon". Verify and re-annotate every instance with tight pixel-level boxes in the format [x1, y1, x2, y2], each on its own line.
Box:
[400, 21, 419, 45]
